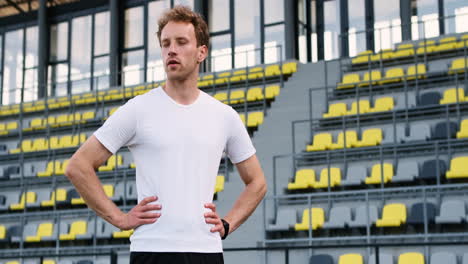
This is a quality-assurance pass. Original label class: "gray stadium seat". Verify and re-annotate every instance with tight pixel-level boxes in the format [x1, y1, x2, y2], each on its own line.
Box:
[309, 254, 333, 264]
[323, 206, 351, 229]
[430, 252, 457, 264]
[125, 181, 137, 201]
[7, 225, 23, 243]
[21, 223, 38, 242]
[381, 126, 396, 145]
[58, 261, 74, 264]
[418, 91, 441, 106]
[397, 123, 430, 143]
[392, 160, 418, 183]
[29, 188, 50, 209]
[0, 191, 17, 211]
[418, 159, 446, 181]
[369, 253, 393, 264]
[96, 217, 118, 240]
[435, 200, 465, 224]
[59, 218, 93, 241]
[348, 205, 378, 228]
[111, 181, 124, 203]
[463, 253, 468, 264]
[342, 165, 366, 186]
[407, 202, 436, 225]
[266, 207, 296, 232]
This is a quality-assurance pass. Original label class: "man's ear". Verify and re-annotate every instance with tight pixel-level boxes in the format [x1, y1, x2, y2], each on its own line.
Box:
[198, 45, 208, 63]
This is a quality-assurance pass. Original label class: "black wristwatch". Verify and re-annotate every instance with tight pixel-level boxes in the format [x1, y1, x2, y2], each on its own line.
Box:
[221, 219, 230, 240]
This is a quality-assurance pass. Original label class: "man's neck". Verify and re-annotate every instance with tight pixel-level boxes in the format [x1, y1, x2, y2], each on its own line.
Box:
[163, 74, 200, 105]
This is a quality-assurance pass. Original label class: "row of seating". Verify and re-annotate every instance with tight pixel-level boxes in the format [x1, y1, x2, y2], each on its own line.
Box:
[9, 133, 87, 154]
[306, 128, 382, 151]
[37, 155, 127, 177]
[268, 199, 468, 232]
[24, 112, 95, 132]
[351, 34, 468, 64]
[0, 260, 102, 264]
[213, 84, 280, 104]
[0, 175, 225, 211]
[307, 251, 468, 264]
[288, 156, 467, 190]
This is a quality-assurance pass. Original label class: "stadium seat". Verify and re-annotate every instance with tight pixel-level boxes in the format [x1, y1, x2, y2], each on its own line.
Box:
[306, 133, 332, 151]
[248, 67, 264, 79]
[288, 169, 315, 190]
[406, 64, 427, 80]
[463, 253, 468, 264]
[449, 58, 468, 75]
[229, 90, 245, 104]
[436, 200, 465, 224]
[369, 253, 393, 264]
[25, 222, 55, 242]
[265, 85, 280, 99]
[369, 97, 394, 113]
[214, 175, 224, 193]
[365, 163, 394, 184]
[456, 34, 468, 48]
[446, 156, 468, 179]
[354, 128, 383, 147]
[246, 87, 264, 101]
[418, 159, 446, 181]
[358, 71, 382, 87]
[457, 119, 468, 138]
[9, 139, 32, 154]
[266, 207, 296, 232]
[323, 206, 351, 229]
[265, 64, 281, 77]
[371, 49, 393, 61]
[418, 91, 441, 106]
[393, 43, 414, 58]
[98, 155, 123, 172]
[41, 188, 67, 207]
[314, 168, 341, 188]
[430, 252, 456, 264]
[282, 62, 297, 74]
[348, 205, 378, 228]
[323, 102, 347, 118]
[330, 131, 358, 149]
[431, 121, 458, 140]
[339, 254, 363, 264]
[337, 73, 360, 89]
[407, 202, 436, 225]
[228, 70, 246, 83]
[10, 191, 37, 210]
[247, 111, 264, 127]
[376, 203, 407, 227]
[392, 160, 418, 183]
[37, 161, 61, 177]
[0, 224, 6, 241]
[398, 252, 425, 264]
[295, 208, 325, 231]
[60, 220, 88, 240]
[352, 50, 372, 64]
[341, 165, 366, 186]
[416, 40, 436, 54]
[440, 88, 466, 104]
[113, 229, 134, 238]
[81, 111, 95, 122]
[434, 36, 458, 52]
[380, 68, 404, 84]
[346, 100, 370, 115]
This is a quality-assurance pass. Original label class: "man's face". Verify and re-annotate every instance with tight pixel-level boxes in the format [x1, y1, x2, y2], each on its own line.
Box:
[160, 21, 206, 81]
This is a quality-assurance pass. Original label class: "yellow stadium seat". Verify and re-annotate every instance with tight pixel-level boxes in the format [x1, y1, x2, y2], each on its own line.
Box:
[346, 100, 370, 115]
[10, 191, 37, 210]
[306, 133, 332, 151]
[369, 97, 394, 113]
[214, 92, 228, 103]
[379, 68, 404, 84]
[0, 123, 7, 135]
[358, 71, 382, 87]
[98, 155, 123, 172]
[41, 188, 67, 207]
[0, 225, 5, 240]
[113, 229, 134, 238]
[449, 58, 468, 75]
[214, 72, 231, 85]
[248, 67, 264, 79]
[60, 220, 87, 240]
[446, 156, 468, 179]
[314, 168, 341, 188]
[456, 34, 468, 49]
[337, 73, 360, 89]
[10, 139, 33, 154]
[398, 252, 425, 264]
[229, 69, 247, 82]
[354, 128, 382, 147]
[282, 62, 297, 74]
[365, 163, 394, 184]
[323, 102, 347, 118]
[49, 136, 61, 149]
[393, 43, 414, 58]
[33, 138, 49, 151]
[5, 261, 19, 264]
[37, 161, 61, 177]
[295, 208, 325, 231]
[130, 162, 136, 168]
[214, 175, 225, 193]
[265, 85, 280, 99]
[103, 184, 115, 198]
[352, 50, 372, 64]
[265, 64, 281, 77]
[246, 87, 264, 101]
[57, 160, 69, 175]
[247, 112, 264, 127]
[406, 64, 426, 80]
[229, 90, 245, 104]
[440, 88, 466, 104]
[288, 169, 315, 190]
[330, 131, 358, 150]
[339, 254, 364, 264]
[55, 114, 68, 126]
[6, 122, 17, 131]
[81, 111, 95, 122]
[239, 113, 246, 125]
[43, 260, 56, 264]
[109, 107, 119, 116]
[29, 118, 45, 130]
[434, 36, 458, 52]
[376, 203, 406, 227]
[416, 40, 436, 54]
[371, 49, 393, 61]
[26, 222, 54, 242]
[457, 120, 468, 138]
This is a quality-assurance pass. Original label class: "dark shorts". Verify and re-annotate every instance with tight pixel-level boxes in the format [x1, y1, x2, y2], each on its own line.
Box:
[130, 252, 224, 264]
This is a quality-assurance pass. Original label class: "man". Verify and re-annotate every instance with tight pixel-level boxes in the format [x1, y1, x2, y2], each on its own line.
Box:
[65, 5, 267, 264]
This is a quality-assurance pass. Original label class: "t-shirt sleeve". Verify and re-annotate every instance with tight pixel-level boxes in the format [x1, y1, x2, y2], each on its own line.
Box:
[93, 98, 138, 154]
[225, 108, 256, 164]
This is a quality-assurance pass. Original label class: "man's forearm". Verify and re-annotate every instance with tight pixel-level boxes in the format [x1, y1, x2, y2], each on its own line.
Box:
[223, 178, 267, 234]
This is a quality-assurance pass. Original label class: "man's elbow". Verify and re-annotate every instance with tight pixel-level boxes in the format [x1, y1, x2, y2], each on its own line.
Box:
[64, 158, 82, 182]
[255, 176, 267, 199]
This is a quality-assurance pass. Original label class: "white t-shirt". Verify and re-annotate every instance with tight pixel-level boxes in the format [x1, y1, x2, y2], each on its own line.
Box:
[94, 86, 256, 253]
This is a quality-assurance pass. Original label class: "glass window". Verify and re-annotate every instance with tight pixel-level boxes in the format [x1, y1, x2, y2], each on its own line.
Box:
[95, 11, 110, 56]
[209, 0, 230, 32]
[94, 56, 110, 90]
[125, 6, 144, 48]
[25, 26, 38, 68]
[265, 24, 285, 64]
[24, 68, 38, 102]
[71, 15, 92, 94]
[50, 22, 69, 62]
[444, 0, 468, 34]
[174, 0, 194, 8]
[348, 0, 366, 56]
[147, 0, 170, 82]
[324, 0, 340, 60]
[211, 34, 232, 72]
[265, 0, 284, 24]
[48, 63, 68, 97]
[122, 50, 144, 86]
[234, 0, 260, 68]
[411, 0, 439, 39]
[2, 29, 23, 105]
[374, 0, 402, 51]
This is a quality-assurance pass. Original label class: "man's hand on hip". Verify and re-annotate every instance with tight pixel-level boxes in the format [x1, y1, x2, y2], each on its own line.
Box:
[117, 196, 162, 230]
[204, 203, 225, 238]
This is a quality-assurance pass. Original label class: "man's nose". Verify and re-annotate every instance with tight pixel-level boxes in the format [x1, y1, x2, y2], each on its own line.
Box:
[168, 42, 178, 55]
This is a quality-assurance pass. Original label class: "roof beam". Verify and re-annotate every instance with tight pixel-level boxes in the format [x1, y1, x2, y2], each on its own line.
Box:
[5, 0, 26, 14]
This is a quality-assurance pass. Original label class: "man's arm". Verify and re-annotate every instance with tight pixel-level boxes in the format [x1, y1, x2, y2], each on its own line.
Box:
[65, 135, 161, 230]
[204, 154, 267, 236]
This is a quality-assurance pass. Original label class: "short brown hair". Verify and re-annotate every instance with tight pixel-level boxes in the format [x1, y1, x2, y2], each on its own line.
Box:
[157, 5, 209, 48]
